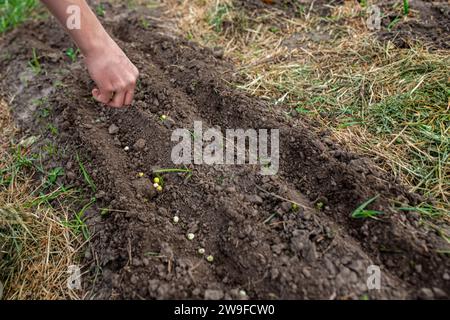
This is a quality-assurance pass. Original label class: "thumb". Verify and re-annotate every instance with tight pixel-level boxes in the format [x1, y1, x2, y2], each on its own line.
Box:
[92, 88, 112, 104]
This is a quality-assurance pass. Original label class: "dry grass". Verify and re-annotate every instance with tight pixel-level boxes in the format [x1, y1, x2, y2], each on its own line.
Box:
[163, 0, 449, 216]
[0, 99, 83, 300]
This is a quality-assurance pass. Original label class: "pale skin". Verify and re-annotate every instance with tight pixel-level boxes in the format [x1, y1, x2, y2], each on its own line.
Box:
[40, 0, 139, 108]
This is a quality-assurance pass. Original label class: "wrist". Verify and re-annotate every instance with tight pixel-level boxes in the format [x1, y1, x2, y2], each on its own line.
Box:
[78, 28, 114, 58]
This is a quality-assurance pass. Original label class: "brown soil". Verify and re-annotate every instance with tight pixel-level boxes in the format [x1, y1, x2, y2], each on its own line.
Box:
[235, 0, 450, 50]
[0, 4, 449, 300]
[378, 0, 450, 50]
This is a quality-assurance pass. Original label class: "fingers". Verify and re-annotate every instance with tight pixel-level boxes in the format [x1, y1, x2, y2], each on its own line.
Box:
[91, 65, 139, 108]
[123, 69, 138, 106]
[108, 75, 137, 108]
[92, 88, 113, 104]
[124, 89, 135, 106]
[109, 90, 126, 108]
[93, 87, 135, 108]
[92, 85, 127, 108]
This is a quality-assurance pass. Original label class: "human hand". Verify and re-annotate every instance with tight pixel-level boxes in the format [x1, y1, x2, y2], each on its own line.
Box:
[84, 37, 139, 108]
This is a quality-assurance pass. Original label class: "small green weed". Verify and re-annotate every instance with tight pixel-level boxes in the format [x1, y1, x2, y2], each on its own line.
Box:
[351, 195, 384, 219]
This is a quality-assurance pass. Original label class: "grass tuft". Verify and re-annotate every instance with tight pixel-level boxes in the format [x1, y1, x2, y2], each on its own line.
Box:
[0, 99, 83, 299]
[351, 195, 383, 219]
[0, 0, 38, 33]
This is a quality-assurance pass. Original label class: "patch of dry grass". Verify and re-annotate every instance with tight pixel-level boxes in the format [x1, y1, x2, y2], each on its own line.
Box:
[163, 0, 449, 216]
[0, 99, 83, 300]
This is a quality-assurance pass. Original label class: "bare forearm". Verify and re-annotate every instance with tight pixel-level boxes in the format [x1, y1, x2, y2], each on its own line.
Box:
[40, 0, 139, 107]
[40, 0, 111, 56]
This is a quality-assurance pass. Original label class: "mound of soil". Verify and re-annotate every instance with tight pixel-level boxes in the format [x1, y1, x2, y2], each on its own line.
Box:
[0, 4, 449, 299]
[378, 0, 450, 50]
[236, 0, 450, 50]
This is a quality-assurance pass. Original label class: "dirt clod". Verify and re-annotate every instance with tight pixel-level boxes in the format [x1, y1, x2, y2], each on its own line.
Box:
[205, 289, 224, 300]
[133, 138, 146, 150]
[108, 124, 120, 135]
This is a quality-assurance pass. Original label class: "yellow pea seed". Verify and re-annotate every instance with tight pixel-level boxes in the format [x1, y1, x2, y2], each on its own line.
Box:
[157, 186, 163, 192]
[154, 177, 160, 184]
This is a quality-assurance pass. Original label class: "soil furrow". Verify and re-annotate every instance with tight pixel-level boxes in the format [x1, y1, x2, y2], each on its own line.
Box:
[121, 24, 450, 294]
[0, 10, 449, 300]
